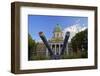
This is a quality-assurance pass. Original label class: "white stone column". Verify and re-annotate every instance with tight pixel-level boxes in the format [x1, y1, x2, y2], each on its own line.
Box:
[50, 43, 52, 55]
[59, 44, 60, 54]
[55, 44, 56, 55]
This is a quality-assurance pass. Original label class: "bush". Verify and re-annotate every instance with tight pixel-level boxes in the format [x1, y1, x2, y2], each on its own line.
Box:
[30, 55, 50, 60]
[61, 50, 88, 59]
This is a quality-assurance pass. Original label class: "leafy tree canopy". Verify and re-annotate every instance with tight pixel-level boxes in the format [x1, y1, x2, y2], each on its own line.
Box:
[71, 29, 88, 52]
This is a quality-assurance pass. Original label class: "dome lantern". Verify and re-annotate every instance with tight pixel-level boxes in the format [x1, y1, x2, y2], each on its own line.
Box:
[53, 24, 62, 33]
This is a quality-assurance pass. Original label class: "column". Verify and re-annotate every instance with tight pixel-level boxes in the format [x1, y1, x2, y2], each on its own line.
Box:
[50, 43, 52, 56]
[59, 44, 60, 54]
[55, 44, 56, 55]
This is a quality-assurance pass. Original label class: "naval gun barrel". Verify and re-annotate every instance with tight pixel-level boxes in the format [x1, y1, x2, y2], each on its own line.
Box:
[39, 32, 54, 56]
[60, 32, 70, 55]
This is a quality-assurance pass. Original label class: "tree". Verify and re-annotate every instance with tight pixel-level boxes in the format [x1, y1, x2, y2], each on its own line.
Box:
[28, 34, 36, 60]
[71, 29, 88, 54]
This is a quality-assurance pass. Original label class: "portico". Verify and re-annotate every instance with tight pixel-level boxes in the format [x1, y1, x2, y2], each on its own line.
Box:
[46, 24, 69, 57]
[46, 43, 63, 56]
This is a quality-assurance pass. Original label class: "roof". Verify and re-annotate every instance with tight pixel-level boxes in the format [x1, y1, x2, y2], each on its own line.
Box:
[53, 24, 62, 32]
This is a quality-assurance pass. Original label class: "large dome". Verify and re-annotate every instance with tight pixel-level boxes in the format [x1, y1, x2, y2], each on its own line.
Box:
[53, 24, 62, 32]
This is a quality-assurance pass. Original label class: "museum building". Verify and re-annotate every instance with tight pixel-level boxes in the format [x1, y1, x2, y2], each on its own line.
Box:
[46, 24, 69, 57]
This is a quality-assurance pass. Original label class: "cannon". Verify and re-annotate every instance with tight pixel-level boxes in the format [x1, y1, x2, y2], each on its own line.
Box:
[39, 31, 70, 59]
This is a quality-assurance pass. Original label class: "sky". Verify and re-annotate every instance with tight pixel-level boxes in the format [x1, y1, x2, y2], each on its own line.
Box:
[28, 15, 88, 42]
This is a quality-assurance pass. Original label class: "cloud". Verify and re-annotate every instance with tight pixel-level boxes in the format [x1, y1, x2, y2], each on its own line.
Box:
[63, 23, 87, 42]
[75, 19, 80, 24]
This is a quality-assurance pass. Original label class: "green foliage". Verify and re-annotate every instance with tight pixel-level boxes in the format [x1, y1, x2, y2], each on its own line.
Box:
[30, 55, 50, 60]
[81, 50, 88, 58]
[71, 29, 88, 53]
[28, 29, 88, 60]
[28, 34, 35, 49]
[28, 34, 37, 60]
[61, 50, 87, 59]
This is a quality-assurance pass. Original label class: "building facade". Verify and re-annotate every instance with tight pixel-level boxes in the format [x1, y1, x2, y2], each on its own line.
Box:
[46, 24, 69, 57]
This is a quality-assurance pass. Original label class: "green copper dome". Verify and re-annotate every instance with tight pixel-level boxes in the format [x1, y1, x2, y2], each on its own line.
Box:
[54, 24, 62, 32]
